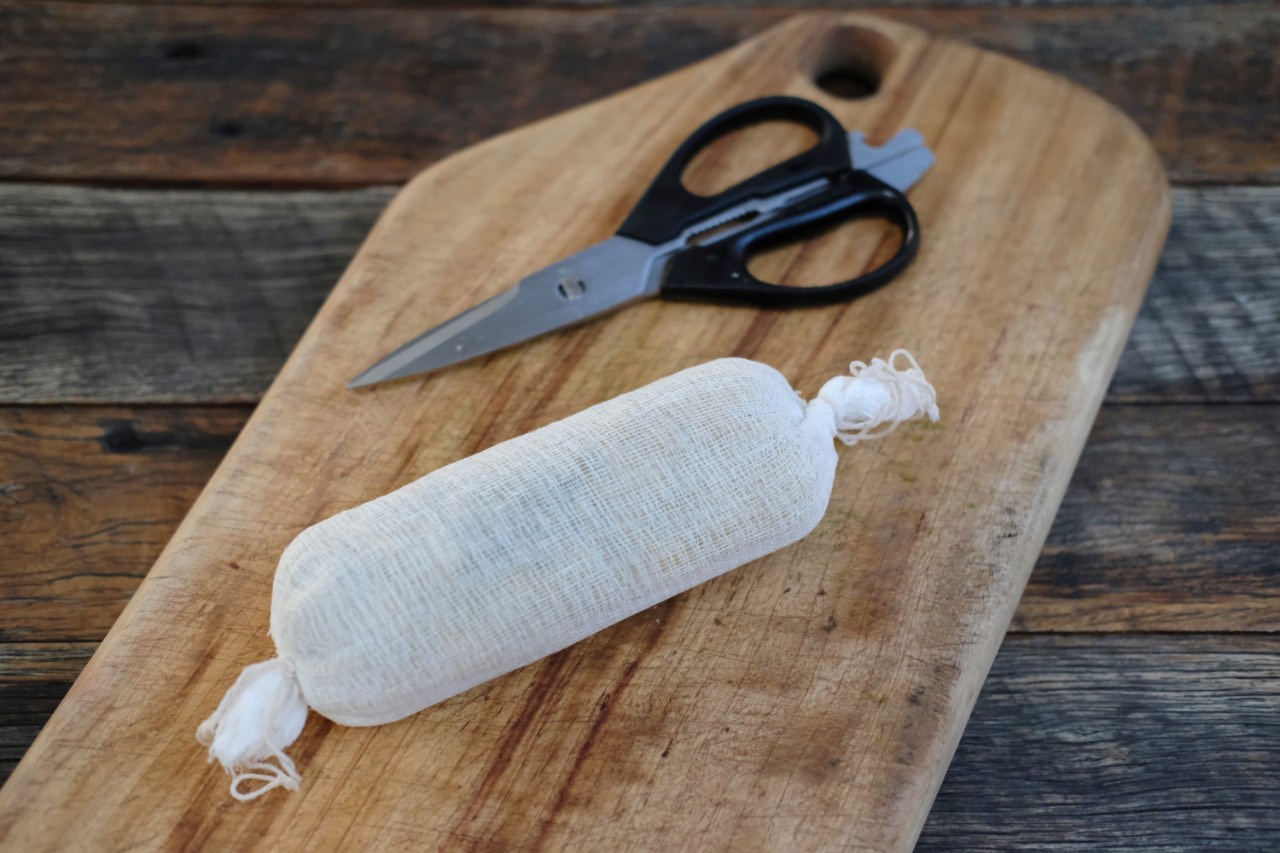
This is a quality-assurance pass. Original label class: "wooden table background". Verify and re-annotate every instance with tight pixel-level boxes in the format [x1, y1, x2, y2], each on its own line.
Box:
[1, 1, 1276, 848]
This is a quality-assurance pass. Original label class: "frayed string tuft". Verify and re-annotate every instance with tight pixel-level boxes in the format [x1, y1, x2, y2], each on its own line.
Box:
[807, 349, 939, 445]
[197, 658, 308, 801]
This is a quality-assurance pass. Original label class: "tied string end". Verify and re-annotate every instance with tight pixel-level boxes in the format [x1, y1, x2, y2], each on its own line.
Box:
[809, 349, 939, 446]
[229, 747, 302, 802]
[197, 657, 309, 802]
[884, 349, 941, 421]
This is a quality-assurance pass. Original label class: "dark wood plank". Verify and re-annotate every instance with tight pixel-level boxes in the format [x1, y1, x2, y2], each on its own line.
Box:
[2, 403, 1275, 644]
[4, 634, 1277, 849]
[0, 644, 94, 783]
[2, 185, 1275, 404]
[0, 4, 1275, 185]
[0, 4, 1269, 841]
[0, 4, 772, 185]
[0, 406, 247, 642]
[102, 1, 1274, 7]
[1108, 187, 1280, 403]
[920, 634, 1280, 851]
[0, 185, 394, 403]
[1015, 404, 1280, 632]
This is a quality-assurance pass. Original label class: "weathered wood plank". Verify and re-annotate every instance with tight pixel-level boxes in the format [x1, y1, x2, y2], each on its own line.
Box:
[102, 1, 1275, 8]
[2, 404, 1274, 644]
[0, 10, 1182, 827]
[4, 634, 1276, 851]
[2, 185, 1275, 404]
[0, 4, 772, 185]
[0, 406, 246, 642]
[1013, 405, 1280, 632]
[0, 644, 94, 782]
[0, 5, 1266, 844]
[0, 185, 394, 403]
[1108, 187, 1280, 403]
[0, 4, 1275, 184]
[920, 634, 1280, 851]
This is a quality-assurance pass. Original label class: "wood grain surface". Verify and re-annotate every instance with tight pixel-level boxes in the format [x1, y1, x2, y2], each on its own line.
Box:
[0, 186, 392, 404]
[2, 185, 1273, 405]
[1013, 405, 1280, 633]
[4, 637, 1277, 848]
[0, 406, 245, 642]
[0, 645, 96, 782]
[6, 404, 1274, 651]
[0, 13, 1171, 850]
[918, 635, 1280, 850]
[3, 2, 1276, 848]
[0, 4, 1275, 185]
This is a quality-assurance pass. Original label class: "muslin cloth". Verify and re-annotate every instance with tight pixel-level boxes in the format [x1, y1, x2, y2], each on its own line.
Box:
[198, 352, 939, 800]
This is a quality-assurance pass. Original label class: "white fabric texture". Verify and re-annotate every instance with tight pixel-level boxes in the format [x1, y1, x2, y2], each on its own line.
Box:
[196, 659, 306, 801]
[198, 352, 938, 798]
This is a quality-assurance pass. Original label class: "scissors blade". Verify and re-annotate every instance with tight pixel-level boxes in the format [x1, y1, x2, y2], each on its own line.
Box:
[348, 236, 660, 388]
[864, 146, 935, 194]
[848, 129, 935, 192]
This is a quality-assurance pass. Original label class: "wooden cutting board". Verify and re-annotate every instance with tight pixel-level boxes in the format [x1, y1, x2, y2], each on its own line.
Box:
[0, 13, 1168, 851]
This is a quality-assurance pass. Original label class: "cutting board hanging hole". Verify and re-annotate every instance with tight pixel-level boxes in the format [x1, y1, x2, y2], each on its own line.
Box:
[810, 25, 895, 100]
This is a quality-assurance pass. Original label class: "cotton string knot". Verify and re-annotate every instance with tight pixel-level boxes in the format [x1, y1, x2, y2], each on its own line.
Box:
[196, 658, 309, 801]
[806, 349, 940, 445]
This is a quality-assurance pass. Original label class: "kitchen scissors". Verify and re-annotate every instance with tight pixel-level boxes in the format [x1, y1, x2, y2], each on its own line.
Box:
[350, 95, 934, 388]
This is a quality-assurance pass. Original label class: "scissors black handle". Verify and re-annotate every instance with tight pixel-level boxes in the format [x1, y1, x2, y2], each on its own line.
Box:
[661, 169, 919, 306]
[618, 95, 921, 308]
[617, 96, 855, 247]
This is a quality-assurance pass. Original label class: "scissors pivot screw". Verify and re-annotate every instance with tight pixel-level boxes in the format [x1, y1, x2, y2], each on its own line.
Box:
[557, 276, 587, 300]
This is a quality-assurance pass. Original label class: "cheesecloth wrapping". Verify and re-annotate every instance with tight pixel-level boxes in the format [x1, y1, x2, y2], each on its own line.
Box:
[198, 352, 938, 800]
